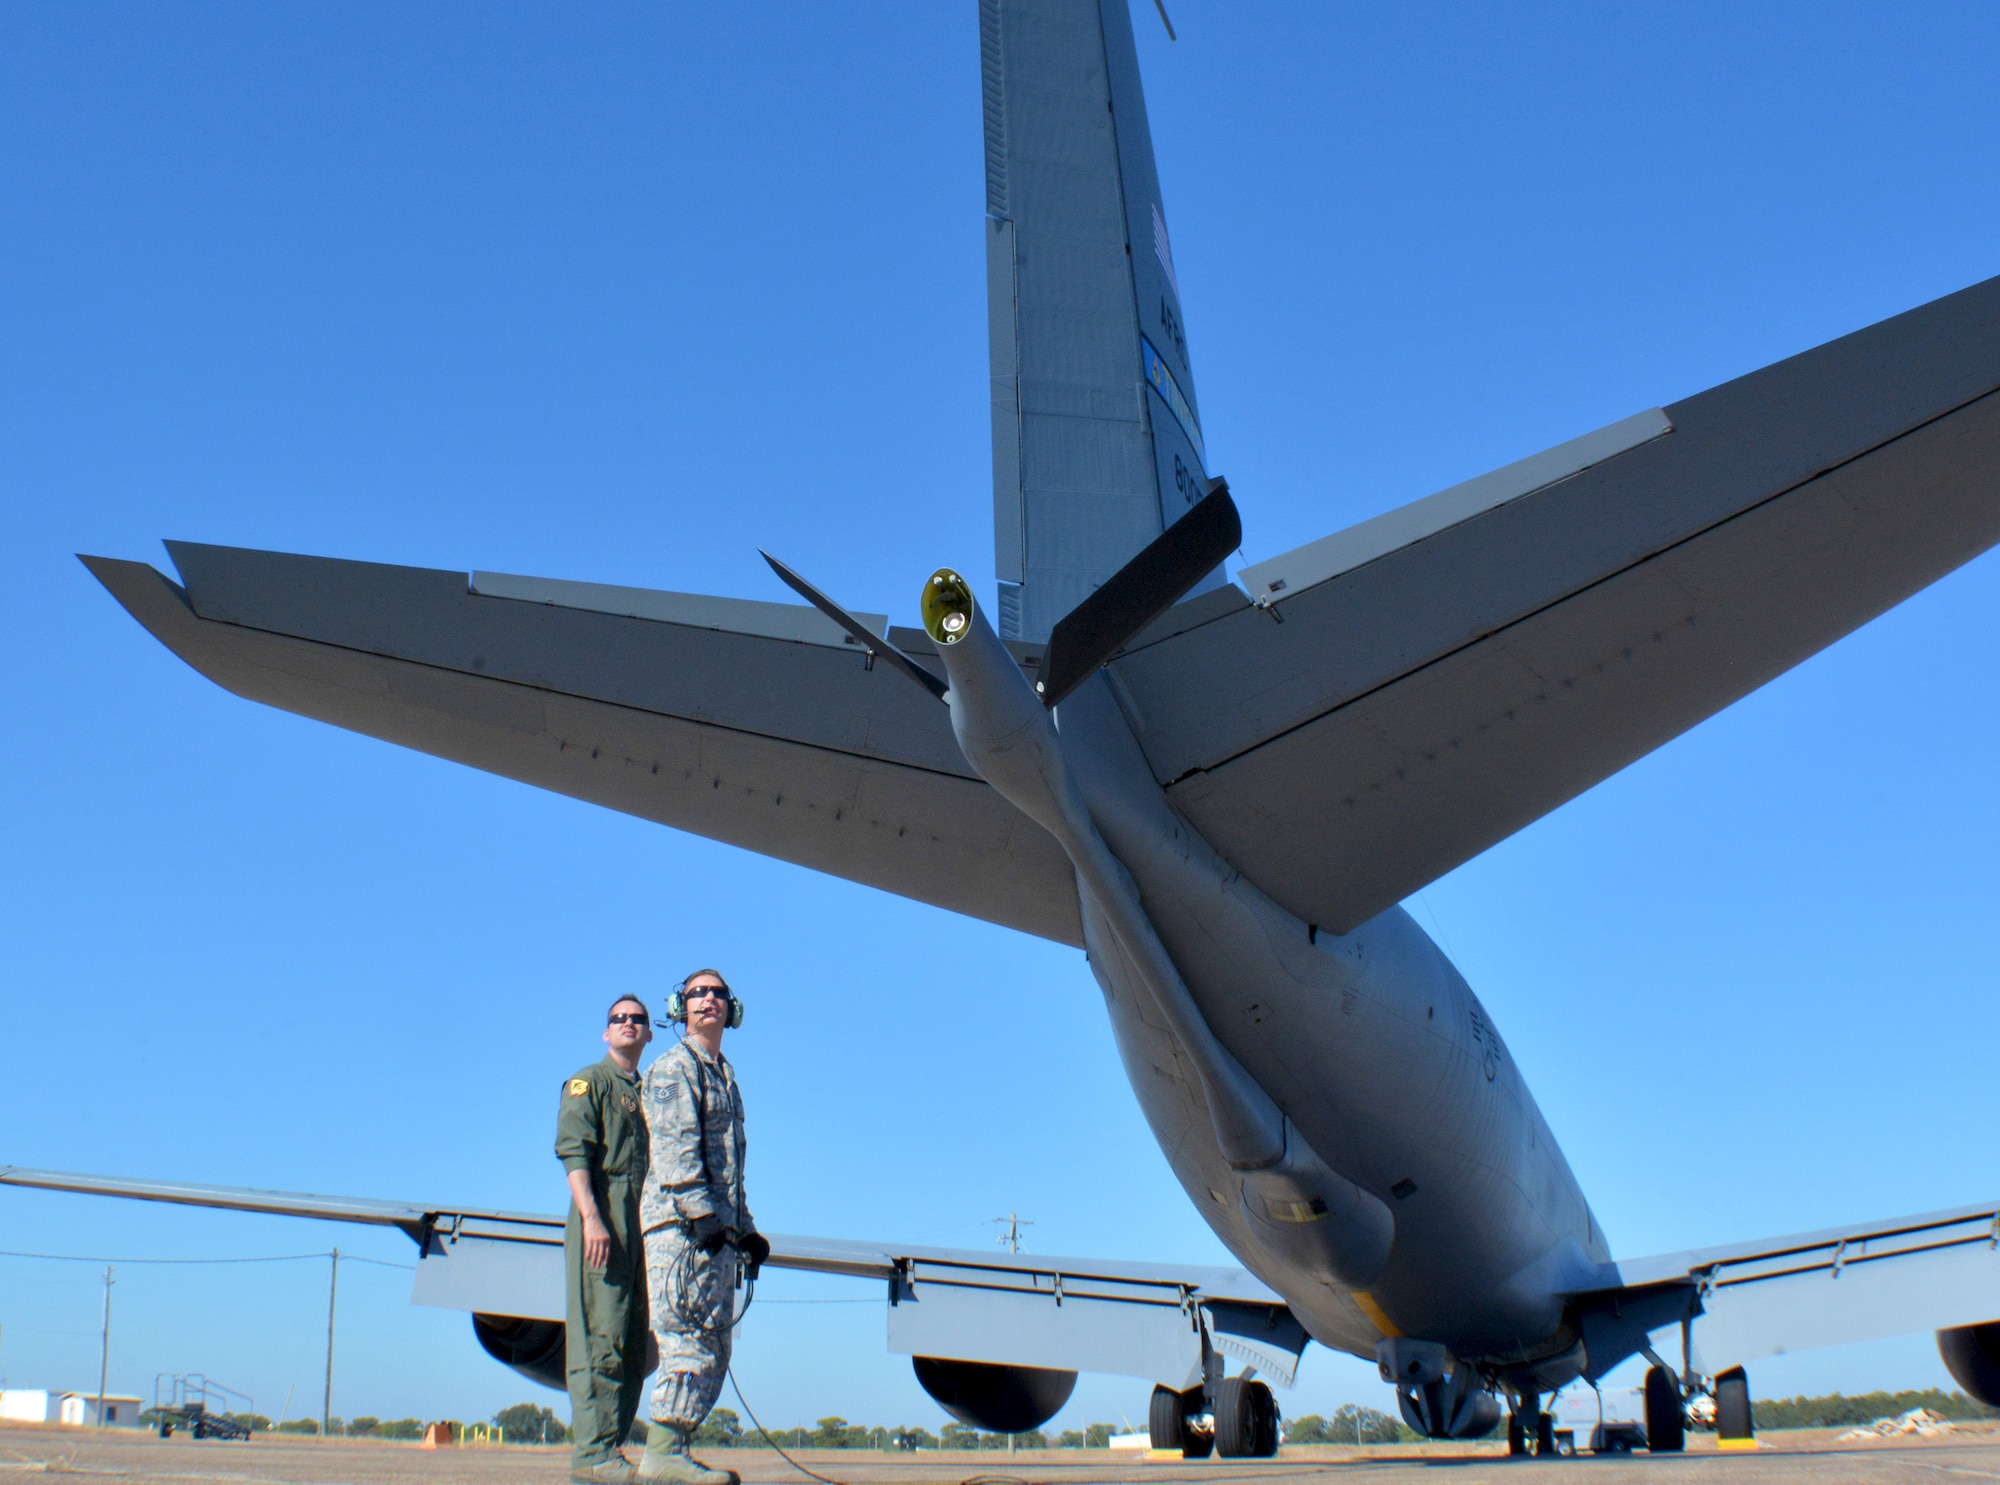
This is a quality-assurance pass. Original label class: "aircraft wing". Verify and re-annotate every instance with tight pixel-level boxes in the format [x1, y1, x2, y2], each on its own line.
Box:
[1554, 1199, 2000, 1382]
[0, 1165, 1306, 1390]
[1107, 275, 2000, 933]
[1613, 1201, 2000, 1373]
[80, 548, 1081, 946]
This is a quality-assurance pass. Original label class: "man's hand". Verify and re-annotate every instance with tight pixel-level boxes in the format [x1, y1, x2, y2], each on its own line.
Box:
[581, 1212, 613, 1270]
[566, 1169, 612, 1270]
[691, 1212, 730, 1255]
[740, 1229, 772, 1278]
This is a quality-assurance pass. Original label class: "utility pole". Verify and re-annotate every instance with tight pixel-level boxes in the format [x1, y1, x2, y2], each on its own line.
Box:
[322, 1249, 339, 1439]
[96, 1267, 115, 1429]
[991, 1214, 1033, 1254]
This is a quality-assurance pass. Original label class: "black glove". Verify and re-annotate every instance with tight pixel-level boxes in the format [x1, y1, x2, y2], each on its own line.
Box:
[690, 1212, 729, 1254]
[740, 1229, 771, 1277]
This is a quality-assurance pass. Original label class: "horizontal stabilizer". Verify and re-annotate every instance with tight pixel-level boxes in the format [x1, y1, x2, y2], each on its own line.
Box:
[1109, 274, 2000, 932]
[80, 548, 1081, 944]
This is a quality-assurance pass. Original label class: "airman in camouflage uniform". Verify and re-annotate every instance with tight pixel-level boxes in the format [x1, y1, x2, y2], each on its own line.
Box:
[637, 970, 769, 1485]
[556, 996, 655, 1484]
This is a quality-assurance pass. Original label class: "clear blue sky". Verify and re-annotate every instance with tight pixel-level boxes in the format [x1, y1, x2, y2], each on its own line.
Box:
[4, 0, 1998, 1436]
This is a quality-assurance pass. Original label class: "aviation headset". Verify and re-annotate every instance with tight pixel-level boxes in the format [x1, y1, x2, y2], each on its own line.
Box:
[666, 970, 745, 1029]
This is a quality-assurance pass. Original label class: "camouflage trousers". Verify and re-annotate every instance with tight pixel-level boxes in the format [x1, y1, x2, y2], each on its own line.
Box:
[645, 1224, 739, 1433]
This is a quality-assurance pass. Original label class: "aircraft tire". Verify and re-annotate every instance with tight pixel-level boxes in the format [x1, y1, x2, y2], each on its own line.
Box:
[1507, 1412, 1527, 1455]
[1213, 1377, 1252, 1457]
[1644, 1365, 1685, 1452]
[1149, 1384, 1212, 1458]
[1250, 1382, 1279, 1456]
[1714, 1366, 1754, 1443]
[1148, 1385, 1181, 1452]
[1214, 1377, 1277, 1457]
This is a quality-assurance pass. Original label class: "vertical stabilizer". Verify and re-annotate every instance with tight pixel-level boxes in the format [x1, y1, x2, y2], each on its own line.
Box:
[982, 0, 1216, 642]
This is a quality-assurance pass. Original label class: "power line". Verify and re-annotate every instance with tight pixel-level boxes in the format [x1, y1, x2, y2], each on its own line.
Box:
[0, 1247, 412, 1270]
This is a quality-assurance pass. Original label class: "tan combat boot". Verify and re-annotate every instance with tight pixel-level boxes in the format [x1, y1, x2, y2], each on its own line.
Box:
[571, 1456, 635, 1485]
[635, 1423, 738, 1485]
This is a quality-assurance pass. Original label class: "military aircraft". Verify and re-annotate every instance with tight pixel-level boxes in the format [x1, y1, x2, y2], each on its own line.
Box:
[9, 0, 2000, 1460]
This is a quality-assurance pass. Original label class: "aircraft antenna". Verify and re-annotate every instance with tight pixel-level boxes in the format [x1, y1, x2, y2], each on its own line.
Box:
[1151, 0, 1177, 41]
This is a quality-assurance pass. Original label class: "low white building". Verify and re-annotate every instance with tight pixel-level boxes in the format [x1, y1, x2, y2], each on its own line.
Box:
[0, 1390, 147, 1428]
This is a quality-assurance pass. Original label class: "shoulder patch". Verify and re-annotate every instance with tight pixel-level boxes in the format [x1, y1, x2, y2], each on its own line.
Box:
[567, 1078, 590, 1097]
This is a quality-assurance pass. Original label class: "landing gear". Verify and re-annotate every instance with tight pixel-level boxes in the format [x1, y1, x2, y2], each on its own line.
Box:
[1148, 1384, 1213, 1459]
[1643, 1364, 1685, 1452]
[1213, 1376, 1279, 1457]
[1714, 1365, 1755, 1446]
[1506, 1393, 1559, 1457]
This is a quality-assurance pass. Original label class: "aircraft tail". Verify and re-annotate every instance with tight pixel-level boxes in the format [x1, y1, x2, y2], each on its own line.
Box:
[982, 0, 1218, 641]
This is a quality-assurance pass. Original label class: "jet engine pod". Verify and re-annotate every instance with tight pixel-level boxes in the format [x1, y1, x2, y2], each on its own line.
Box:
[472, 1313, 566, 1392]
[912, 1356, 1077, 1434]
[921, 568, 975, 646]
[1939, 1322, 2000, 1405]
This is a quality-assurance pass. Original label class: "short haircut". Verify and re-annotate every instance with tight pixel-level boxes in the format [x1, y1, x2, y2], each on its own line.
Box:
[606, 994, 649, 1023]
[680, 968, 731, 995]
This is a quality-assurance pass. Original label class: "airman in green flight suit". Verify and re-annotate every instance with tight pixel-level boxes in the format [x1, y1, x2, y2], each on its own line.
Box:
[556, 995, 655, 1484]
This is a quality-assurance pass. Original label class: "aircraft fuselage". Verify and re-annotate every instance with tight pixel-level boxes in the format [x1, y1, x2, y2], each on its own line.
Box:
[1056, 675, 1610, 1372]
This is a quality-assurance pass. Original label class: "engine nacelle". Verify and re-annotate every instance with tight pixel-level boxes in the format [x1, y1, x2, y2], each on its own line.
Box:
[1939, 1322, 2000, 1406]
[473, 1313, 567, 1392]
[912, 1357, 1076, 1434]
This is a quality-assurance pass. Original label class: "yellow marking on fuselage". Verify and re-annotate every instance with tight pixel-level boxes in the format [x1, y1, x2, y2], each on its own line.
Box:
[1351, 1290, 1401, 1337]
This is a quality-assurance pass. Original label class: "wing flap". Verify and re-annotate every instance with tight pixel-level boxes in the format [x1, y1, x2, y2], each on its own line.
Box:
[1112, 274, 2000, 931]
[82, 554, 1081, 945]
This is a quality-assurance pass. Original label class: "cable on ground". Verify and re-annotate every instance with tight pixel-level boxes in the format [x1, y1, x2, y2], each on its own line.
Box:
[725, 1367, 850, 1485]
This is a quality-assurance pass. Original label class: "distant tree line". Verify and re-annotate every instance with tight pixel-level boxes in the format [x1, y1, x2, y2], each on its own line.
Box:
[146, 1389, 2000, 1448]
[1285, 1405, 1411, 1444]
[492, 1404, 568, 1444]
[623, 1411, 1127, 1450]
[1746, 1389, 1999, 1430]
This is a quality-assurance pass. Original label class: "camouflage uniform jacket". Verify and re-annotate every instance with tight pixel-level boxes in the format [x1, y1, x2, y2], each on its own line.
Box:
[640, 1037, 752, 1237]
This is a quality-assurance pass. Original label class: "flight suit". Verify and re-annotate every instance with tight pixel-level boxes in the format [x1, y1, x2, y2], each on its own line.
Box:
[556, 1056, 652, 1473]
[641, 1038, 752, 1436]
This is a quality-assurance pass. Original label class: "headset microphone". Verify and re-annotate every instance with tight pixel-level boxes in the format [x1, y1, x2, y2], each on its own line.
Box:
[666, 973, 745, 1029]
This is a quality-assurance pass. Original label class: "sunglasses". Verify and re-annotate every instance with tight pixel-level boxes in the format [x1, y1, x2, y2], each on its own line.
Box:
[683, 985, 731, 1002]
[608, 1012, 651, 1027]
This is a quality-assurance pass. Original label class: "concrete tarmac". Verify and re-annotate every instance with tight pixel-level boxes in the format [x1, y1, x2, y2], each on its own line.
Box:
[5, 1424, 1997, 1485]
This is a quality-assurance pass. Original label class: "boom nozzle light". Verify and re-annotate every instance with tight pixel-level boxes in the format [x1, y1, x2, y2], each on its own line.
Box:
[922, 569, 975, 646]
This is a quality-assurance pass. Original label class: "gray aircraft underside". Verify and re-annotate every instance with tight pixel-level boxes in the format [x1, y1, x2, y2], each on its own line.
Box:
[18, 0, 2000, 1440]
